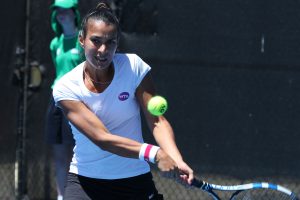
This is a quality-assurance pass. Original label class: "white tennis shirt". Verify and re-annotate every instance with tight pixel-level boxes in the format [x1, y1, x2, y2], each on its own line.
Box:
[53, 53, 151, 179]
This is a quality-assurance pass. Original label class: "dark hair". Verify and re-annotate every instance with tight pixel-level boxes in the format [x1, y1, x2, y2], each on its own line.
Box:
[80, 1, 120, 39]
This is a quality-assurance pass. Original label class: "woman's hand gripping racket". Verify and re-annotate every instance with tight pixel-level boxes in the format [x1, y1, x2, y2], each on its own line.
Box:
[191, 178, 298, 200]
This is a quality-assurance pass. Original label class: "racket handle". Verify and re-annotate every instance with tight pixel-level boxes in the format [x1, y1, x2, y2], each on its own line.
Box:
[191, 178, 204, 188]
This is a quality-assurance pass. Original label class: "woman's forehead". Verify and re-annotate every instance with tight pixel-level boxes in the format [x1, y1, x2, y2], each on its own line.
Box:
[86, 20, 117, 33]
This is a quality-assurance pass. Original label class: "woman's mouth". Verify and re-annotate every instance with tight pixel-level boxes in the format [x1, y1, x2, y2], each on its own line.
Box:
[95, 56, 107, 63]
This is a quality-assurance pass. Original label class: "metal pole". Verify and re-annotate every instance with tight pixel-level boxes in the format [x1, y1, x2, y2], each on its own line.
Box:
[22, 0, 31, 197]
[15, 0, 30, 199]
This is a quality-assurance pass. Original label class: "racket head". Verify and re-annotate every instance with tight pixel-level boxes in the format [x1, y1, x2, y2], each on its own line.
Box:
[230, 189, 298, 200]
[191, 178, 299, 200]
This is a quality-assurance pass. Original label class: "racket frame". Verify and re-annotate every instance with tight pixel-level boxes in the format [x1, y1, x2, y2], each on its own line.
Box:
[191, 178, 298, 200]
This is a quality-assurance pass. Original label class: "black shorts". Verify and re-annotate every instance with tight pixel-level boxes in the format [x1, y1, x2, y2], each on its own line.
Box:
[64, 172, 164, 200]
[45, 96, 74, 145]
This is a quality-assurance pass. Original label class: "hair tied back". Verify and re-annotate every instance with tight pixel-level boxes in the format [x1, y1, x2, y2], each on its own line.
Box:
[96, 2, 111, 11]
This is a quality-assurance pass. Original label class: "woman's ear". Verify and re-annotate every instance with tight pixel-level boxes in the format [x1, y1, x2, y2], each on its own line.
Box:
[79, 31, 84, 48]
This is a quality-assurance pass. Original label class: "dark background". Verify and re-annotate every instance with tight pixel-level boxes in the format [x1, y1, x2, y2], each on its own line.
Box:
[1, 0, 300, 199]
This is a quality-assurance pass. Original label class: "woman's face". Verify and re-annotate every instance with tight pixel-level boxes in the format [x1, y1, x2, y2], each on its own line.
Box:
[56, 8, 75, 26]
[80, 19, 118, 70]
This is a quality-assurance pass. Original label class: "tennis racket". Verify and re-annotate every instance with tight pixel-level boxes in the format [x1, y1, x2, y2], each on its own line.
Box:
[192, 178, 298, 200]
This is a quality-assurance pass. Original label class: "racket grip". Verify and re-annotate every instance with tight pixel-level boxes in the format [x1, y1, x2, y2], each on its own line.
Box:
[191, 178, 204, 188]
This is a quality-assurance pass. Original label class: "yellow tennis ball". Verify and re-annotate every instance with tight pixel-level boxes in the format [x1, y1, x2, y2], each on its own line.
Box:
[147, 96, 168, 116]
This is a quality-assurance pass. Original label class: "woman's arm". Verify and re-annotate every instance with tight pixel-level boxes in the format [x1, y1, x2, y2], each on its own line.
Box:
[136, 72, 194, 184]
[58, 100, 142, 158]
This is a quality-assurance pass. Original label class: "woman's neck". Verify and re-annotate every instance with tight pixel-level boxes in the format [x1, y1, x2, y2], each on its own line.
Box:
[84, 63, 114, 84]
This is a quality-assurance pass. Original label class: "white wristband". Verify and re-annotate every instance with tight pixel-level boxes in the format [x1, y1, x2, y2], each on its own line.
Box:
[139, 143, 160, 164]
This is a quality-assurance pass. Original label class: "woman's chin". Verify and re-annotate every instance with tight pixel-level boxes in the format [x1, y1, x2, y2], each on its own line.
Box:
[92, 64, 109, 70]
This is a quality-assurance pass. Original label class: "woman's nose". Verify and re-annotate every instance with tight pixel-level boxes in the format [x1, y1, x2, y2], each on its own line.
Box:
[97, 44, 107, 53]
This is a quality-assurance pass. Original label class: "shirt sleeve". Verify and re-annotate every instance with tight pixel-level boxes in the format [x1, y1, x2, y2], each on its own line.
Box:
[52, 75, 81, 107]
[133, 54, 151, 88]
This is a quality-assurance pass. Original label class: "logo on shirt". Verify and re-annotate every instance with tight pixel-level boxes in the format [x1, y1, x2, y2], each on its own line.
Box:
[118, 92, 129, 101]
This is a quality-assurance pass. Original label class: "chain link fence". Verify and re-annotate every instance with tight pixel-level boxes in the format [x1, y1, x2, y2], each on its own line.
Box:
[1, 163, 300, 199]
[1, 0, 300, 200]
[152, 168, 300, 200]
[0, 163, 15, 199]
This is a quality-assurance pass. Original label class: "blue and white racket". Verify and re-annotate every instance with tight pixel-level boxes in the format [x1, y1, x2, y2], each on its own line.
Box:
[192, 178, 298, 200]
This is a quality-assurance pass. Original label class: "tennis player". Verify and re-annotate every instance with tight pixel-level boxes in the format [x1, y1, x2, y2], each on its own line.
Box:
[53, 1, 194, 199]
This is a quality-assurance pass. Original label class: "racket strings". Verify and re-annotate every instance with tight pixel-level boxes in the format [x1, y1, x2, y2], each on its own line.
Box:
[231, 189, 294, 200]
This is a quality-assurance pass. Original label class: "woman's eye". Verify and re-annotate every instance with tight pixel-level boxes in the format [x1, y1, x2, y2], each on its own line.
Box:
[108, 40, 117, 45]
[92, 39, 101, 45]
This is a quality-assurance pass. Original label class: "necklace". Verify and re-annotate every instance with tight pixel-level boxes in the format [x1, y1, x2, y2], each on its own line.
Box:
[84, 67, 112, 85]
